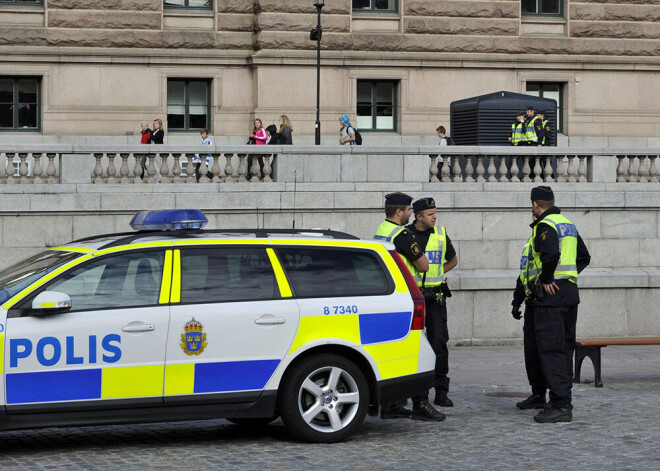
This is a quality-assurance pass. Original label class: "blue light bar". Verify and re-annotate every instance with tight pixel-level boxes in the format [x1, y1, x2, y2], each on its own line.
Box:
[130, 209, 208, 231]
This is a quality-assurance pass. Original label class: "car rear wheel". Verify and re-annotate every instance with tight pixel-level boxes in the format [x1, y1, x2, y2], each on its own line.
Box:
[279, 354, 369, 443]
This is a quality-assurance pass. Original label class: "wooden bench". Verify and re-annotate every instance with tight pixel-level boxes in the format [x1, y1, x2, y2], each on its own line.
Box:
[574, 337, 660, 387]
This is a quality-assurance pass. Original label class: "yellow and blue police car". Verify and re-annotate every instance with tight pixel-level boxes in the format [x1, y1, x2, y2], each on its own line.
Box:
[0, 210, 435, 442]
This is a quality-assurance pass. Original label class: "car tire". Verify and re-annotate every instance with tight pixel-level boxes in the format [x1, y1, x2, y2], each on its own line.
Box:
[226, 417, 277, 427]
[279, 354, 369, 443]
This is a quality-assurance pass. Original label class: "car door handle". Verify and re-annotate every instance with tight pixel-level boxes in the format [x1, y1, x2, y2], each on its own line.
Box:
[122, 323, 155, 332]
[254, 315, 285, 325]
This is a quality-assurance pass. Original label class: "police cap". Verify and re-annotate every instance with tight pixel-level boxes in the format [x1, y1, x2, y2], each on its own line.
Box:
[530, 186, 554, 201]
[517, 112, 525, 117]
[526, 105, 535, 111]
[413, 197, 436, 213]
[537, 110, 546, 116]
[385, 192, 413, 206]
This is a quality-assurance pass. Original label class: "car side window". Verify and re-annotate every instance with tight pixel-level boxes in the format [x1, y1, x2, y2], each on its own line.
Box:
[46, 251, 165, 311]
[276, 247, 391, 298]
[179, 247, 277, 304]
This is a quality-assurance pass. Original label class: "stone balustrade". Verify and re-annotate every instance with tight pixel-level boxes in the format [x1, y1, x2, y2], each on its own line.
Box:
[0, 146, 657, 185]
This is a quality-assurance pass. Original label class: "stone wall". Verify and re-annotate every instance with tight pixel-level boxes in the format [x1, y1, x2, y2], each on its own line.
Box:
[0, 177, 657, 343]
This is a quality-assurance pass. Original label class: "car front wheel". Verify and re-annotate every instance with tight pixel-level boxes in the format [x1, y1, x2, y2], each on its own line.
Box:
[279, 354, 369, 443]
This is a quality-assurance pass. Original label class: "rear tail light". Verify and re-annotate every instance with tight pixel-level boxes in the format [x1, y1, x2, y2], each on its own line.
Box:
[389, 250, 425, 330]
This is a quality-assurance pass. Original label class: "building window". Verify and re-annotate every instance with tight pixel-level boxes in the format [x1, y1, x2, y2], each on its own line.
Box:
[357, 80, 396, 131]
[164, 0, 212, 8]
[167, 79, 210, 131]
[352, 0, 397, 13]
[0, 77, 39, 131]
[522, 0, 562, 16]
[526, 82, 563, 133]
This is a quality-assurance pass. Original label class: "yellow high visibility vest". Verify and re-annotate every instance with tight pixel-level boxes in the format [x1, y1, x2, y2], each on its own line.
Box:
[531, 214, 579, 284]
[511, 122, 523, 145]
[519, 235, 541, 299]
[523, 116, 539, 143]
[409, 226, 447, 288]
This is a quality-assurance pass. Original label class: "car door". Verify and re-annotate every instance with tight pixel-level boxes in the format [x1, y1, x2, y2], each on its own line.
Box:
[164, 245, 299, 403]
[4, 249, 172, 413]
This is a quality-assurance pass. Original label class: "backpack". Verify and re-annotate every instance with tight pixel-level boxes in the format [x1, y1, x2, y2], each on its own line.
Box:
[348, 126, 362, 145]
[443, 136, 456, 145]
[267, 132, 283, 145]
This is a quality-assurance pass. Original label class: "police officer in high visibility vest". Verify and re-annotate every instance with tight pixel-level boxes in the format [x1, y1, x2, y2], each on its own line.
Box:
[535, 110, 552, 146]
[375, 192, 444, 422]
[407, 198, 458, 413]
[522, 105, 540, 146]
[512, 186, 591, 423]
[508, 112, 525, 146]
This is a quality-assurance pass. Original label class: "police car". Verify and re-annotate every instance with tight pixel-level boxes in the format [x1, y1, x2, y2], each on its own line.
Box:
[0, 210, 435, 442]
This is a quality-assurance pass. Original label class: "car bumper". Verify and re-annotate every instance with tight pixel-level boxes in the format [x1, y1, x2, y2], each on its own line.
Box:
[376, 371, 434, 405]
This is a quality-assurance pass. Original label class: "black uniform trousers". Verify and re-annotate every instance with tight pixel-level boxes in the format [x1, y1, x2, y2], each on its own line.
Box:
[526, 303, 578, 409]
[412, 296, 449, 405]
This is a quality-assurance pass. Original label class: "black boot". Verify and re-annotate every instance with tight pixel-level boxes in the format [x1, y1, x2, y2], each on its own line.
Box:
[534, 406, 572, 423]
[380, 402, 411, 419]
[411, 400, 446, 422]
[516, 393, 546, 410]
[433, 391, 454, 407]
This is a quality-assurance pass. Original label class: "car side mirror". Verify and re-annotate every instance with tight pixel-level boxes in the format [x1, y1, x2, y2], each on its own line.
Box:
[31, 291, 72, 315]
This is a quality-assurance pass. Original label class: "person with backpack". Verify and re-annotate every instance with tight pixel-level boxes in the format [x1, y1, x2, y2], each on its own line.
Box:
[436, 125, 455, 146]
[339, 114, 360, 145]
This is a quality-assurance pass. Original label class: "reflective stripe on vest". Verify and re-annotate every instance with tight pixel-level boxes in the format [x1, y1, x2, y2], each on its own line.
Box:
[523, 116, 539, 143]
[410, 226, 447, 287]
[374, 220, 404, 242]
[511, 123, 523, 146]
[532, 214, 579, 284]
[519, 236, 541, 299]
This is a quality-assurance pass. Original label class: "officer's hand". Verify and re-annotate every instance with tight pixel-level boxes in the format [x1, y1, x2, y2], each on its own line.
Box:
[511, 305, 522, 320]
[543, 282, 559, 296]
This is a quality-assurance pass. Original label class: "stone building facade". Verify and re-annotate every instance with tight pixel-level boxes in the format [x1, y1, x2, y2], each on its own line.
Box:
[0, 0, 659, 145]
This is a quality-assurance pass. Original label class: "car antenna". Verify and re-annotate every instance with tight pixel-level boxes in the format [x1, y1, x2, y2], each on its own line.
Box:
[292, 170, 297, 232]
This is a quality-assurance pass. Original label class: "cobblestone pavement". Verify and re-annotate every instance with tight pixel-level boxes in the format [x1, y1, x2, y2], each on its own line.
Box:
[0, 345, 658, 471]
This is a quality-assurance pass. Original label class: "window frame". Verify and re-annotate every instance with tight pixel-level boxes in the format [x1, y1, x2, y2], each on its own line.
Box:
[356, 79, 398, 132]
[521, 0, 563, 18]
[525, 81, 564, 133]
[275, 246, 395, 299]
[166, 78, 212, 132]
[352, 0, 398, 13]
[164, 0, 213, 10]
[0, 76, 41, 132]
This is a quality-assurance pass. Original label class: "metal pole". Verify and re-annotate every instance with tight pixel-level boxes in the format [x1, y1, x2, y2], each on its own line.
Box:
[314, 2, 323, 145]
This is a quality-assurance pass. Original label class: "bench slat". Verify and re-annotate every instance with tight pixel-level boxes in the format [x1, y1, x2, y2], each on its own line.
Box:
[577, 337, 660, 347]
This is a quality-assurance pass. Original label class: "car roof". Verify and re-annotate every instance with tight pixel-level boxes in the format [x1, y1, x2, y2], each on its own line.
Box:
[50, 229, 392, 253]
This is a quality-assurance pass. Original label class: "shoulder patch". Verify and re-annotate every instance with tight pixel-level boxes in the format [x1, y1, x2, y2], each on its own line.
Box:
[540, 231, 548, 242]
[411, 242, 421, 255]
[546, 126, 551, 131]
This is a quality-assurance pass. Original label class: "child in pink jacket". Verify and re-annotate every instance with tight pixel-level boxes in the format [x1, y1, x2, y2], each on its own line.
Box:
[249, 118, 268, 145]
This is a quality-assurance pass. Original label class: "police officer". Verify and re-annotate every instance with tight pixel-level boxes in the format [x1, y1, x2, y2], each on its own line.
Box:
[535, 110, 552, 146]
[522, 105, 539, 146]
[513, 186, 591, 423]
[375, 193, 444, 421]
[407, 198, 458, 411]
[508, 112, 525, 146]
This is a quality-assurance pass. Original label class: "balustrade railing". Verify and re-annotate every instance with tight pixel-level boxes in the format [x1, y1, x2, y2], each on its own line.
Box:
[91, 152, 275, 184]
[0, 147, 656, 185]
[0, 152, 60, 184]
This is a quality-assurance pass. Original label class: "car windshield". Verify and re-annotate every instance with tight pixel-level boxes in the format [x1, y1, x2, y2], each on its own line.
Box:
[0, 250, 82, 305]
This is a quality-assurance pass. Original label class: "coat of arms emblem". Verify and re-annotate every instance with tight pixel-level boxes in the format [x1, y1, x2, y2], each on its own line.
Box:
[180, 318, 207, 355]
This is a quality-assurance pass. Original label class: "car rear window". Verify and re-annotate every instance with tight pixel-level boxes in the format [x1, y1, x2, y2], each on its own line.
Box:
[276, 247, 391, 298]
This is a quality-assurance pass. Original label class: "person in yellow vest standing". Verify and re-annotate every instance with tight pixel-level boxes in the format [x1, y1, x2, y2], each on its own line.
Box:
[516, 186, 591, 423]
[375, 193, 446, 422]
[508, 112, 525, 146]
[407, 198, 458, 411]
[522, 105, 540, 146]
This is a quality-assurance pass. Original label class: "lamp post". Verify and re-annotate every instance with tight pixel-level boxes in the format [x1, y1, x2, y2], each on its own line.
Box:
[310, 0, 324, 145]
